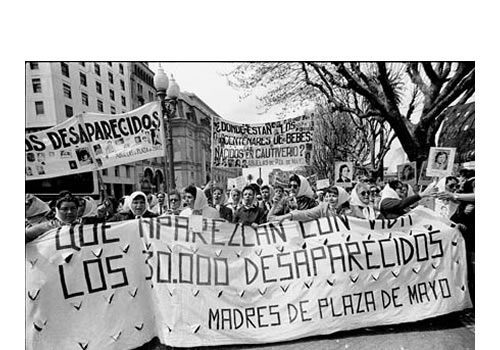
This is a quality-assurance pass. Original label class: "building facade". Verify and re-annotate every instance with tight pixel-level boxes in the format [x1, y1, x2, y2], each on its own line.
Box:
[25, 61, 240, 198]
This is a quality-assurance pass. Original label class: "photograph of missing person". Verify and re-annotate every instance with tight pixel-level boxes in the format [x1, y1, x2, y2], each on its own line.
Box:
[418, 161, 434, 185]
[115, 138, 125, 145]
[93, 144, 103, 156]
[95, 158, 103, 167]
[69, 160, 78, 169]
[397, 161, 417, 185]
[76, 148, 93, 166]
[27, 152, 35, 162]
[334, 162, 353, 186]
[60, 150, 72, 159]
[26, 167, 33, 176]
[135, 136, 142, 144]
[37, 152, 46, 164]
[48, 151, 56, 157]
[426, 147, 456, 177]
[35, 165, 45, 175]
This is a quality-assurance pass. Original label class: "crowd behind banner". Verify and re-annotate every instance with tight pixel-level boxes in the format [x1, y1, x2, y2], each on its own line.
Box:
[26, 154, 475, 349]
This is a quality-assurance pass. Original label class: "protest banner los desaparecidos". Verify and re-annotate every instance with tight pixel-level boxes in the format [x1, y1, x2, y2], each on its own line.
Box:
[212, 115, 313, 168]
[26, 207, 471, 349]
[25, 102, 164, 180]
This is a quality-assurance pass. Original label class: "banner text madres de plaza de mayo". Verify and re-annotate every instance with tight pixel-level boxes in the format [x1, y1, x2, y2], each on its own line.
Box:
[25, 102, 164, 180]
[26, 207, 471, 349]
[213, 115, 313, 168]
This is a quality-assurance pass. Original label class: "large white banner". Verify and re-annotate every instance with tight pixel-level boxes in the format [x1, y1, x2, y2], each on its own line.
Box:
[26, 207, 471, 349]
[25, 102, 164, 180]
[212, 115, 313, 168]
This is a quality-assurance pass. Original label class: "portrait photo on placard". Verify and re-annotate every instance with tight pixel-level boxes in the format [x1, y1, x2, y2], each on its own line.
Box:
[334, 161, 353, 186]
[418, 161, 434, 186]
[397, 161, 417, 185]
[426, 147, 456, 177]
[76, 148, 93, 166]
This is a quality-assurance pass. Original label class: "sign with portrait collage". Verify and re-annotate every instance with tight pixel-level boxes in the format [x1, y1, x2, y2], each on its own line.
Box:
[25, 102, 164, 180]
[212, 115, 314, 168]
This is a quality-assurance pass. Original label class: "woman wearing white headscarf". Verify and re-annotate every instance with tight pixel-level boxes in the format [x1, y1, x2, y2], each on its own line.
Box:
[286, 174, 318, 210]
[349, 182, 377, 220]
[180, 185, 220, 219]
[269, 186, 350, 222]
[108, 191, 158, 221]
[78, 196, 103, 224]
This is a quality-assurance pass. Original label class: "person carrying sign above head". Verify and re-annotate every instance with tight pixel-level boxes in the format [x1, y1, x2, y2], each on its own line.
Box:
[108, 191, 159, 221]
[179, 185, 220, 219]
[212, 186, 233, 222]
[336, 164, 352, 183]
[269, 186, 350, 223]
[233, 185, 267, 228]
[286, 174, 318, 210]
[379, 180, 434, 219]
[26, 194, 80, 243]
[349, 182, 378, 220]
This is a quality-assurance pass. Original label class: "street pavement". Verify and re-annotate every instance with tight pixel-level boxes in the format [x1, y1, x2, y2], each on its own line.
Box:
[157, 308, 474, 350]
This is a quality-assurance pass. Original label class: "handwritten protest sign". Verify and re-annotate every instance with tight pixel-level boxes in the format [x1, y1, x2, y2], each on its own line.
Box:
[26, 208, 471, 349]
[25, 103, 164, 180]
[212, 115, 313, 168]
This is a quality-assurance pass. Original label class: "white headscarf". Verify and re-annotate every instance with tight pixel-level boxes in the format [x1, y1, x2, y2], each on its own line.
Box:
[124, 191, 149, 216]
[81, 197, 98, 218]
[180, 187, 219, 218]
[293, 174, 315, 199]
[333, 186, 351, 208]
[379, 184, 401, 209]
[350, 183, 376, 219]
[26, 194, 50, 219]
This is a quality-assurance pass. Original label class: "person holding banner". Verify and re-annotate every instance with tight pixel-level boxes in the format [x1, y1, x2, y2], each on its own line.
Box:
[379, 180, 434, 219]
[179, 185, 220, 219]
[212, 186, 233, 222]
[349, 182, 378, 220]
[108, 191, 158, 221]
[26, 195, 80, 242]
[269, 186, 350, 223]
[287, 174, 318, 210]
[233, 185, 267, 227]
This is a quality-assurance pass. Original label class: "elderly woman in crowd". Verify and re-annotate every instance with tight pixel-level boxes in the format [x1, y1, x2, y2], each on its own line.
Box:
[180, 185, 220, 219]
[349, 182, 378, 220]
[108, 191, 158, 221]
[379, 180, 433, 219]
[26, 195, 80, 243]
[269, 186, 350, 223]
[78, 196, 103, 224]
[233, 185, 267, 227]
[286, 174, 318, 210]
[226, 188, 242, 217]
[160, 190, 183, 216]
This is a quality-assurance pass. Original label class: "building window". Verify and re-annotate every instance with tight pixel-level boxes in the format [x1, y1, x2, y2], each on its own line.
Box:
[110, 106, 116, 114]
[61, 62, 69, 77]
[119, 64, 124, 74]
[126, 166, 131, 178]
[35, 101, 44, 115]
[108, 62, 113, 67]
[137, 83, 143, 95]
[109, 89, 115, 101]
[80, 72, 87, 86]
[96, 81, 102, 94]
[79, 62, 86, 67]
[108, 72, 114, 84]
[121, 96, 126, 107]
[95, 63, 101, 76]
[63, 83, 72, 98]
[120, 80, 125, 91]
[97, 99, 104, 112]
[114, 166, 120, 177]
[30, 62, 39, 70]
[82, 92, 89, 106]
[32, 78, 42, 93]
[102, 169, 108, 176]
[148, 91, 154, 102]
[65, 105, 73, 118]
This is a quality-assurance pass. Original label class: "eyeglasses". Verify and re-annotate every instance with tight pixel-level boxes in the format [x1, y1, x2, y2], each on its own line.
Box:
[289, 184, 299, 189]
[170, 198, 179, 202]
[359, 191, 370, 196]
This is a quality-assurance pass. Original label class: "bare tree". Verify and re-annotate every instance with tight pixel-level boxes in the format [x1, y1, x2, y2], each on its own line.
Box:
[226, 62, 474, 166]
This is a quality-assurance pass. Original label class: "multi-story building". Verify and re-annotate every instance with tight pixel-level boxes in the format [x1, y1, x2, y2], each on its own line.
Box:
[25, 61, 240, 199]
